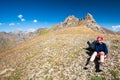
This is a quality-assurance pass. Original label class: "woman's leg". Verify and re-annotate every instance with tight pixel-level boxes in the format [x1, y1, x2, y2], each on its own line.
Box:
[99, 51, 105, 62]
[84, 51, 97, 69]
[90, 51, 97, 62]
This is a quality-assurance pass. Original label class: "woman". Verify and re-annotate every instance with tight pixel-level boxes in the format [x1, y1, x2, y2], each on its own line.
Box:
[85, 36, 108, 71]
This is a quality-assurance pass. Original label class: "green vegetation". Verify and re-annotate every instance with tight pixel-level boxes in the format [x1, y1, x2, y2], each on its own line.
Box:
[111, 45, 118, 50]
[41, 29, 50, 34]
[91, 70, 120, 80]
[23, 37, 29, 42]
[0, 38, 13, 51]
[91, 76, 106, 80]
[112, 40, 119, 44]
[49, 25, 58, 31]
[7, 76, 20, 80]
[45, 77, 52, 80]
[109, 70, 119, 80]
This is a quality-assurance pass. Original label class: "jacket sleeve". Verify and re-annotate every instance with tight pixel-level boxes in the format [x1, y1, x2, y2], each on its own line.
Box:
[104, 43, 108, 55]
[95, 44, 99, 53]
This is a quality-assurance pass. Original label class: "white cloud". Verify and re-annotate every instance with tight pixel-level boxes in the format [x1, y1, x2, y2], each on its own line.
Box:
[21, 18, 25, 22]
[18, 14, 25, 22]
[9, 23, 15, 26]
[0, 23, 3, 26]
[33, 19, 38, 23]
[18, 14, 23, 19]
[112, 25, 120, 31]
[26, 28, 36, 33]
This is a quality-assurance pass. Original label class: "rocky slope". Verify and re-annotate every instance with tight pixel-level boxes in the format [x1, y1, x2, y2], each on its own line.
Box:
[0, 26, 120, 80]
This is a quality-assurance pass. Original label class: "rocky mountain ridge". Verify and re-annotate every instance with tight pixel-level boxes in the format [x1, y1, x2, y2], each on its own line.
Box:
[51, 13, 112, 34]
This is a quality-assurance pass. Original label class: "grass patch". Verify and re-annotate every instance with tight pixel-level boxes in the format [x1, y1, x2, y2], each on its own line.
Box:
[49, 25, 58, 31]
[45, 76, 53, 80]
[109, 70, 119, 80]
[111, 45, 118, 50]
[112, 40, 119, 44]
[91, 76, 106, 80]
[7, 76, 20, 80]
[68, 49, 82, 59]
[41, 29, 50, 35]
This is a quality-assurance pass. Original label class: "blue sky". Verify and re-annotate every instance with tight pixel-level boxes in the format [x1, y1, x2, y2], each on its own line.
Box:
[0, 0, 120, 32]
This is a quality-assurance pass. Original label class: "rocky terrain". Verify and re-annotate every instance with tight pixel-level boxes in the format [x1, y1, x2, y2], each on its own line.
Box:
[50, 13, 115, 34]
[0, 13, 120, 80]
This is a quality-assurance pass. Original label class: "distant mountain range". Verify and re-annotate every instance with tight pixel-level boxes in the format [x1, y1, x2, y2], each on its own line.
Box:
[0, 13, 118, 52]
[0, 28, 48, 51]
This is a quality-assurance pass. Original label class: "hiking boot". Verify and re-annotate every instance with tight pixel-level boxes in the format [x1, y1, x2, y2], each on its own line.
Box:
[95, 62, 104, 72]
[96, 69, 102, 72]
[84, 61, 93, 69]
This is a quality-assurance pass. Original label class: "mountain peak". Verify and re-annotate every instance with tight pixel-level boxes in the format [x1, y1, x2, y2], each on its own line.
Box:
[53, 15, 80, 29]
[64, 15, 79, 23]
[85, 13, 96, 22]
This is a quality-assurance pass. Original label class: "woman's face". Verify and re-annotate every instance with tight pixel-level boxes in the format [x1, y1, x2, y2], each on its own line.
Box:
[97, 38, 103, 44]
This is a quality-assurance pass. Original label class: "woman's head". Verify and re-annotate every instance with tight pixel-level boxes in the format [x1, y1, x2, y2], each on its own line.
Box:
[97, 36, 103, 44]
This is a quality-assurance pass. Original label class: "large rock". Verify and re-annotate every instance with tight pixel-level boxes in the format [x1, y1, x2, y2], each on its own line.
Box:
[64, 15, 80, 27]
[84, 13, 96, 23]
